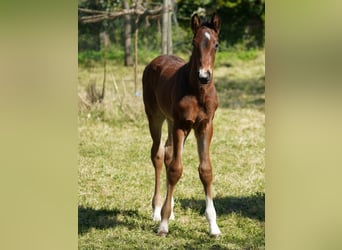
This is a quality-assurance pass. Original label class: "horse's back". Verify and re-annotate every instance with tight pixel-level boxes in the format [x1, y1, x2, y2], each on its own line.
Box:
[143, 55, 185, 88]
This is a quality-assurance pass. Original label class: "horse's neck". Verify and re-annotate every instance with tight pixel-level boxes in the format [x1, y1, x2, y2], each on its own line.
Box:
[186, 55, 199, 90]
[187, 54, 196, 80]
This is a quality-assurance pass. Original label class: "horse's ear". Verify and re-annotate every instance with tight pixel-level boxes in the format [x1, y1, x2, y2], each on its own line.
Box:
[191, 14, 201, 34]
[211, 13, 220, 34]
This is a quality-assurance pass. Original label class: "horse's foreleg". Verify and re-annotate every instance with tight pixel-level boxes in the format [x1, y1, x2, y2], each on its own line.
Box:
[158, 127, 187, 236]
[195, 122, 221, 237]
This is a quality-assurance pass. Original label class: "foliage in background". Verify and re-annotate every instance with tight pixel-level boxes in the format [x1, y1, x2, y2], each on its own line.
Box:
[176, 0, 265, 48]
[78, 0, 265, 59]
[78, 0, 126, 52]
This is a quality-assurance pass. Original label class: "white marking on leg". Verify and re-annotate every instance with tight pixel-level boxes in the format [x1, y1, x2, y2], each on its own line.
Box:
[205, 196, 221, 236]
[158, 218, 169, 236]
[204, 31, 211, 40]
[152, 206, 162, 221]
[169, 196, 175, 220]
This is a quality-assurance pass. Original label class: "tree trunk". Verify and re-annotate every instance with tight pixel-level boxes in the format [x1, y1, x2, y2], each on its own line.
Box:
[99, 31, 110, 102]
[99, 31, 111, 48]
[134, 2, 140, 95]
[123, 0, 133, 66]
[167, 0, 172, 55]
[162, 0, 172, 55]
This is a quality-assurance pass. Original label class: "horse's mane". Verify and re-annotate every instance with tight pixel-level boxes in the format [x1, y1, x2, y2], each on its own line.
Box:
[199, 15, 220, 32]
[201, 20, 215, 30]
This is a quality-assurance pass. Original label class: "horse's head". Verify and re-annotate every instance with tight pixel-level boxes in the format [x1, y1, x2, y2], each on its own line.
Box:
[191, 13, 220, 85]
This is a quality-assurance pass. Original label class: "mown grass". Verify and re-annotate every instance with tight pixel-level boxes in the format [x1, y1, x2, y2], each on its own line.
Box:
[78, 49, 265, 249]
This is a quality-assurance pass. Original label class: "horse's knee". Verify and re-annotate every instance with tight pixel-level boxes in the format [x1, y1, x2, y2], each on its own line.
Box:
[167, 161, 183, 185]
[151, 144, 164, 166]
[164, 146, 173, 167]
[198, 163, 213, 185]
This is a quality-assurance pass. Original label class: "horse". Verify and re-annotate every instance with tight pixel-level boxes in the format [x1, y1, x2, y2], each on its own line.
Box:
[142, 13, 221, 237]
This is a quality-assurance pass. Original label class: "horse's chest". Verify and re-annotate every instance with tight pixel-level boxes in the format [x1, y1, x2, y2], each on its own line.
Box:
[176, 95, 215, 128]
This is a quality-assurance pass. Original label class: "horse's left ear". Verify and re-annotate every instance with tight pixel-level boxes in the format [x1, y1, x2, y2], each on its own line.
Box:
[211, 13, 220, 34]
[191, 14, 201, 35]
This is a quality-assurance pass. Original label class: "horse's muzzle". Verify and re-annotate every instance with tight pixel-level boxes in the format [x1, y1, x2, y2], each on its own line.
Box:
[198, 69, 211, 84]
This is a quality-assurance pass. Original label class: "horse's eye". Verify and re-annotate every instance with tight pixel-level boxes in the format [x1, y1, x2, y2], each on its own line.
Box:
[215, 42, 219, 50]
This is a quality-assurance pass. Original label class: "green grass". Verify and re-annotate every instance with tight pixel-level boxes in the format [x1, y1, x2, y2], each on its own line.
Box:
[78, 49, 265, 249]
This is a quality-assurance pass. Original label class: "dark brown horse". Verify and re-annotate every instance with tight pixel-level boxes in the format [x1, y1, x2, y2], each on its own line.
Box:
[142, 13, 221, 237]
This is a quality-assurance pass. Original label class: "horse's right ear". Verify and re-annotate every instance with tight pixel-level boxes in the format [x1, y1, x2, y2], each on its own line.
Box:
[191, 14, 201, 34]
[211, 13, 220, 34]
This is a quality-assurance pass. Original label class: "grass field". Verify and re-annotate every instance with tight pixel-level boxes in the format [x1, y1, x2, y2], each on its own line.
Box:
[78, 49, 265, 249]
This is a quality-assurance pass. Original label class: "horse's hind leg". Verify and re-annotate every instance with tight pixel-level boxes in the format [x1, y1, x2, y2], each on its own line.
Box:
[164, 119, 174, 220]
[147, 112, 165, 221]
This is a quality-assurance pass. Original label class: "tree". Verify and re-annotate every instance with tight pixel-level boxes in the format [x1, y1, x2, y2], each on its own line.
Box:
[162, 0, 173, 54]
[122, 0, 133, 66]
[79, 1, 169, 95]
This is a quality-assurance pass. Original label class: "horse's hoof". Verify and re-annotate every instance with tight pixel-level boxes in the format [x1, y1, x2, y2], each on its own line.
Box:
[157, 231, 168, 237]
[209, 224, 221, 238]
[210, 232, 221, 238]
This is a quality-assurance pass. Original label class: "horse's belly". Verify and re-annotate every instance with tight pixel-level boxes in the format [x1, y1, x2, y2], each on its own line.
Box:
[155, 91, 174, 121]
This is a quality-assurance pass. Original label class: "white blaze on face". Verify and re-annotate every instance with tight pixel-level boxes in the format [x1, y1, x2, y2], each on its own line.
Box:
[199, 68, 209, 79]
[204, 31, 211, 41]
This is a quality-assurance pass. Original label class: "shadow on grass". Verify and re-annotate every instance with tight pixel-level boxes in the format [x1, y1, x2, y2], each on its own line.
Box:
[78, 207, 149, 235]
[180, 192, 265, 221]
